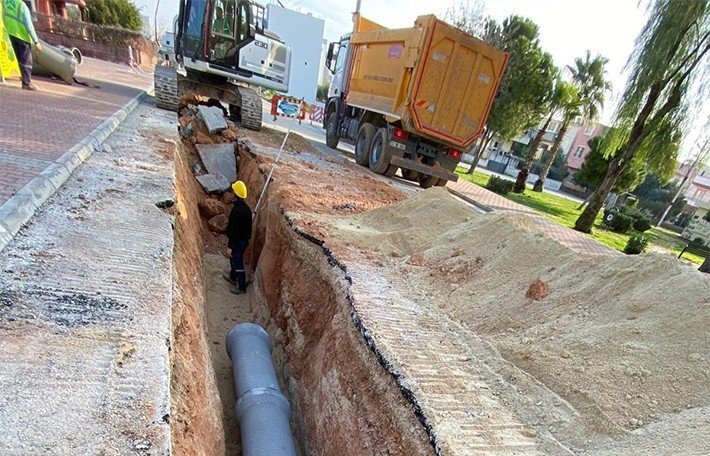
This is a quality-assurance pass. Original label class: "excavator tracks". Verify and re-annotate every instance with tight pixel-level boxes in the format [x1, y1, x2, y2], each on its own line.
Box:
[235, 86, 263, 131]
[153, 65, 180, 111]
[153, 69, 264, 131]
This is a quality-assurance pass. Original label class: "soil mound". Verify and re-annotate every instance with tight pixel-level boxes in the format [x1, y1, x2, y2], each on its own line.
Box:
[320, 189, 710, 451]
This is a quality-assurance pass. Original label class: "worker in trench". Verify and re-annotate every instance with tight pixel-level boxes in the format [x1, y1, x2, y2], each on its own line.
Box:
[224, 181, 252, 295]
[2, 0, 41, 90]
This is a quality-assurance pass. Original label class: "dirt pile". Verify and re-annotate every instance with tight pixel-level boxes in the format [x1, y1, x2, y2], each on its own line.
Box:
[318, 188, 710, 453]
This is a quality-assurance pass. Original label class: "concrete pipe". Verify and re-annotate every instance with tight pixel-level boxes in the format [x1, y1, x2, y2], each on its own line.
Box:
[31, 39, 77, 84]
[226, 323, 297, 456]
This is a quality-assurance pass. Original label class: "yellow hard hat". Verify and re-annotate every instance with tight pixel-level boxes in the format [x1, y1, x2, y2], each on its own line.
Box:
[232, 180, 247, 199]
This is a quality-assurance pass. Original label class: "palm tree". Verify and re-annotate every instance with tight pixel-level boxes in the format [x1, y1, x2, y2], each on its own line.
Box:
[513, 79, 565, 193]
[532, 52, 611, 192]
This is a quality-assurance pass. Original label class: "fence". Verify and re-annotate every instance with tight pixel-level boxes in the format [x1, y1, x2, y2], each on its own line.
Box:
[33, 13, 156, 67]
[309, 102, 324, 124]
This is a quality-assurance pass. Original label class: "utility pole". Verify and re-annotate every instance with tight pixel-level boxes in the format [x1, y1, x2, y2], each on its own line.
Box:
[154, 0, 161, 42]
[657, 137, 709, 227]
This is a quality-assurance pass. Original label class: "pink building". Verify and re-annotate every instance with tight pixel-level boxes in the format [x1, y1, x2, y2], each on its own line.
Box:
[566, 123, 606, 172]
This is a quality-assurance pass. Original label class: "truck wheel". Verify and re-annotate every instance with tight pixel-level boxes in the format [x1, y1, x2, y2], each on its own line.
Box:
[369, 128, 393, 175]
[354, 123, 375, 166]
[418, 174, 439, 189]
[385, 165, 398, 177]
[326, 112, 340, 149]
[435, 178, 448, 187]
[401, 169, 419, 181]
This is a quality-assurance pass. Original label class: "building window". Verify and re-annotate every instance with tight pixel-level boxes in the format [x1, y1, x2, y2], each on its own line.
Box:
[574, 146, 585, 158]
[584, 123, 595, 135]
[547, 122, 560, 133]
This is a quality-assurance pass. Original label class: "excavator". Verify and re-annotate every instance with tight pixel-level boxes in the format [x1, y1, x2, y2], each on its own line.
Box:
[154, 0, 291, 130]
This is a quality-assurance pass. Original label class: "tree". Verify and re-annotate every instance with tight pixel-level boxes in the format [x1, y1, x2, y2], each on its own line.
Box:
[463, 15, 556, 174]
[574, 135, 646, 209]
[444, 0, 486, 38]
[531, 83, 582, 191]
[574, 0, 709, 233]
[316, 84, 329, 102]
[86, 0, 142, 32]
[632, 173, 687, 221]
[513, 79, 566, 192]
[532, 51, 611, 192]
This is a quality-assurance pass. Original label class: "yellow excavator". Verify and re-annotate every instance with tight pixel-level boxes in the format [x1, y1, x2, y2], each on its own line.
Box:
[154, 0, 291, 130]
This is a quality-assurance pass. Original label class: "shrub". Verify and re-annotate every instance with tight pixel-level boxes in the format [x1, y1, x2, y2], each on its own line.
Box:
[485, 176, 513, 195]
[605, 212, 634, 233]
[618, 205, 644, 220]
[316, 84, 329, 102]
[624, 235, 649, 255]
[633, 216, 652, 232]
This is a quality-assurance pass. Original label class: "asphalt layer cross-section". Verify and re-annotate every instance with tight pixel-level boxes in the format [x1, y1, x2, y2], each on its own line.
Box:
[0, 101, 176, 455]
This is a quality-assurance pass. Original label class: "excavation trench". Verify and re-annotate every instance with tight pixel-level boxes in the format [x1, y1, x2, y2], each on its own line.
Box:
[169, 129, 433, 455]
[170, 112, 710, 455]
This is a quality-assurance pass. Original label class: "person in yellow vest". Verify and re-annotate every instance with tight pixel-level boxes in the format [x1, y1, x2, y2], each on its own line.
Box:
[2, 0, 41, 90]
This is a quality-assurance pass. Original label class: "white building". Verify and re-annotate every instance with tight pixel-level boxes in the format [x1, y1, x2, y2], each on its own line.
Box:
[682, 201, 710, 247]
[266, 5, 325, 104]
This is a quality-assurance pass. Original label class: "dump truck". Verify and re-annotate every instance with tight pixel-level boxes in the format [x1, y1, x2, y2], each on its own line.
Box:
[324, 14, 508, 188]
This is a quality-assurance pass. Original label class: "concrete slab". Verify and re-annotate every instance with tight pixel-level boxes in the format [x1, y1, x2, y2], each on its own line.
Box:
[198, 105, 228, 133]
[196, 172, 231, 194]
[196, 143, 237, 182]
[0, 101, 177, 454]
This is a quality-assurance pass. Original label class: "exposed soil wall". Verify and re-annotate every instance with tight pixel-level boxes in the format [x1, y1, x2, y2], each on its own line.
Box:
[170, 142, 225, 455]
[237, 144, 434, 455]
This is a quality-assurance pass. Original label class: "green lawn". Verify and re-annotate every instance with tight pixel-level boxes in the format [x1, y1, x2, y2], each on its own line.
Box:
[455, 167, 702, 264]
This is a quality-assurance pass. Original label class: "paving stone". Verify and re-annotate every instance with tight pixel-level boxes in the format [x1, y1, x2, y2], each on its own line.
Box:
[198, 105, 228, 133]
[196, 172, 231, 194]
[0, 58, 151, 207]
[196, 143, 237, 182]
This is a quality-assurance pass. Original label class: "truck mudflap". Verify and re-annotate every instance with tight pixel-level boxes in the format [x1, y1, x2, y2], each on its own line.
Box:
[389, 156, 459, 182]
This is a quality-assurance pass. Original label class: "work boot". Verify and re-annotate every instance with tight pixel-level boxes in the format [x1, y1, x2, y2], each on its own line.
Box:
[22, 83, 37, 91]
[230, 286, 246, 295]
[223, 273, 236, 285]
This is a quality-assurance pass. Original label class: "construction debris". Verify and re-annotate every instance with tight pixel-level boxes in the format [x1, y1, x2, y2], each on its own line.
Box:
[198, 105, 228, 133]
[196, 172, 230, 194]
[207, 214, 228, 233]
[196, 144, 237, 182]
[199, 198, 227, 218]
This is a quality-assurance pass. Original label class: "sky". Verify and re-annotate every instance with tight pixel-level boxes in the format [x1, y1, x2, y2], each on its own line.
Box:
[137, 0, 707, 159]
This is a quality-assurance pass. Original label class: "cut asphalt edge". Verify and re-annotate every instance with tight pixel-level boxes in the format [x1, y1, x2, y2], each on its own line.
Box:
[0, 89, 150, 253]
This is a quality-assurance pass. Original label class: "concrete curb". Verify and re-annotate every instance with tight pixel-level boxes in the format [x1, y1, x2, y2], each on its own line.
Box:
[446, 187, 495, 213]
[0, 90, 146, 253]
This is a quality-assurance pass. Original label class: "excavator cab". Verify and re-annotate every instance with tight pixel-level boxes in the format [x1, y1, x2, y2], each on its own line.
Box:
[175, 0, 290, 92]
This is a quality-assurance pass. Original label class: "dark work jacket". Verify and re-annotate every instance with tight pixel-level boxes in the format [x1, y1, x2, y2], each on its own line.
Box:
[226, 199, 252, 248]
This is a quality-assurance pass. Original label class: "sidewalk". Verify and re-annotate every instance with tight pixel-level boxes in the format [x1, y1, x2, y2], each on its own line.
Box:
[0, 101, 176, 454]
[0, 58, 152, 250]
[448, 179, 617, 256]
